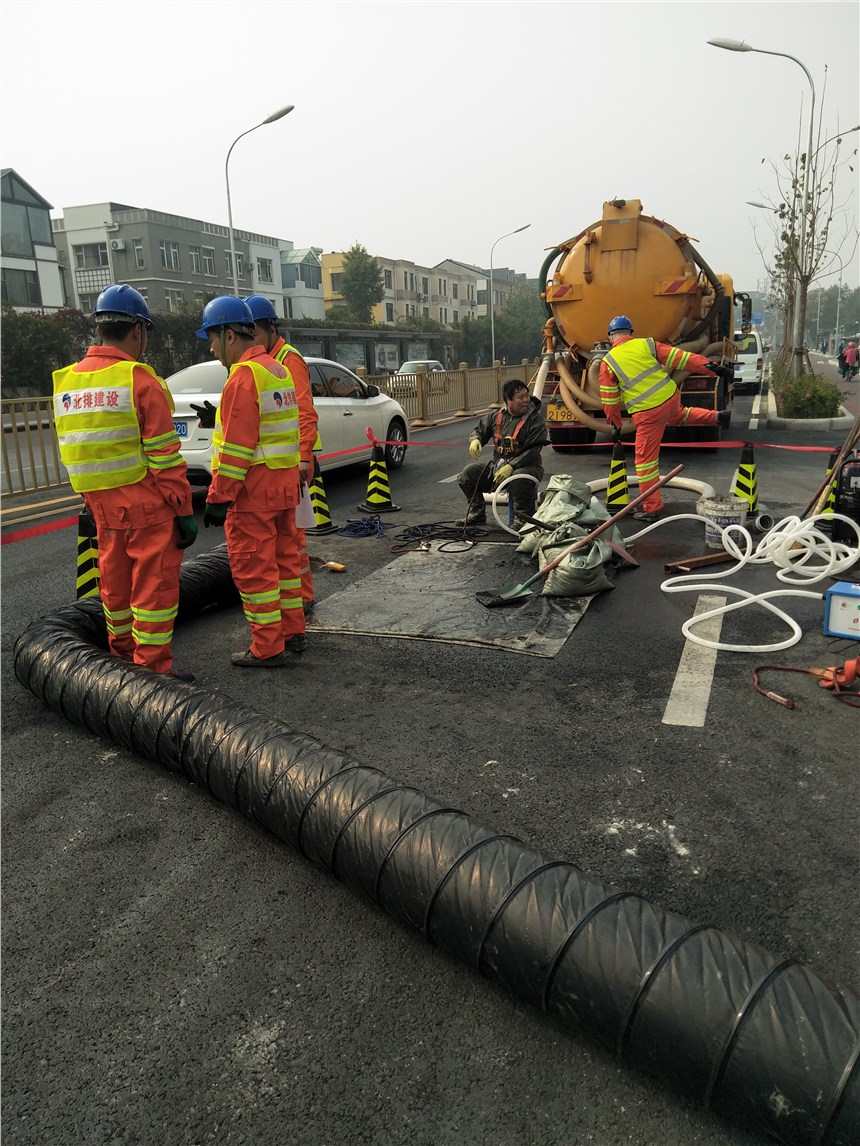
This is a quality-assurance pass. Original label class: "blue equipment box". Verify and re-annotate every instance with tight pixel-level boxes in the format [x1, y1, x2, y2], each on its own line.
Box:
[823, 581, 860, 639]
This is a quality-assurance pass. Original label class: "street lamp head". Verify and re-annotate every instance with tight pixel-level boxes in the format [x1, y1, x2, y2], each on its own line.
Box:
[514, 224, 531, 234]
[263, 104, 294, 124]
[707, 38, 753, 52]
[746, 201, 772, 210]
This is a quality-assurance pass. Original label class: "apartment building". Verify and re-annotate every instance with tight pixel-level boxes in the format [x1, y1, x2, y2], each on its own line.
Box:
[52, 203, 324, 320]
[1, 168, 66, 312]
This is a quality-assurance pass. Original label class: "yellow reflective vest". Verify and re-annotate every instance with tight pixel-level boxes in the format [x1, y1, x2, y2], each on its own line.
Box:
[602, 338, 677, 413]
[53, 360, 159, 492]
[274, 341, 321, 452]
[211, 358, 301, 480]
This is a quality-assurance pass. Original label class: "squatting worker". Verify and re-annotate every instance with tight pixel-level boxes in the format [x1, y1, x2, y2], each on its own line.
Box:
[457, 379, 547, 526]
[197, 296, 305, 668]
[52, 284, 197, 681]
[244, 295, 320, 616]
[600, 315, 731, 522]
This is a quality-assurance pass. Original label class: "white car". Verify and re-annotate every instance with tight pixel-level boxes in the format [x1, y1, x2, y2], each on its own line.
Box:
[733, 330, 765, 393]
[166, 357, 408, 486]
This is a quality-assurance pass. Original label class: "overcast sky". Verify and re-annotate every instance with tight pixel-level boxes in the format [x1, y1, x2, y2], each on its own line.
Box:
[2, 1, 858, 292]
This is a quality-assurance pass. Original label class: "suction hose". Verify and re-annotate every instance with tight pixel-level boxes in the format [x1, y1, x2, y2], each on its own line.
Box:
[12, 547, 860, 1146]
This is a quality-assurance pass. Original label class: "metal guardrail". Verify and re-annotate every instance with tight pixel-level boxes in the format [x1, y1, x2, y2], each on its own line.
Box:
[2, 361, 542, 496]
[2, 397, 66, 495]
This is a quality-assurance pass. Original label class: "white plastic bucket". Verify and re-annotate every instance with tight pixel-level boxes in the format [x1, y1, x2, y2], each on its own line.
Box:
[698, 496, 748, 550]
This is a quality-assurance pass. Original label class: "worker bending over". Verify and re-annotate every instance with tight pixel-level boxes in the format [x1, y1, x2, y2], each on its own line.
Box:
[600, 315, 731, 521]
[244, 294, 320, 615]
[457, 378, 547, 526]
[53, 285, 196, 680]
[198, 296, 305, 668]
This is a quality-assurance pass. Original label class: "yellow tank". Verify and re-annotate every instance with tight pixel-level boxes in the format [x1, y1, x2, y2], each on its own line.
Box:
[545, 199, 735, 355]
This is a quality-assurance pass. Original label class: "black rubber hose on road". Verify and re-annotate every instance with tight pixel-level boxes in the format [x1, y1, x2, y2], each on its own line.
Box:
[12, 548, 859, 1146]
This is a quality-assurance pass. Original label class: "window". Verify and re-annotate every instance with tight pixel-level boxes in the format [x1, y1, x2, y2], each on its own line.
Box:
[452, 284, 458, 300]
[439, 307, 443, 322]
[386, 303, 395, 322]
[403, 271, 408, 289]
[225, 250, 245, 278]
[137, 288, 148, 302]
[201, 247, 215, 276]
[421, 276, 429, 294]
[317, 363, 362, 399]
[257, 257, 274, 284]
[453, 310, 459, 324]
[1, 203, 51, 256]
[165, 288, 184, 311]
[189, 246, 201, 274]
[409, 272, 415, 291]
[302, 262, 321, 290]
[331, 272, 343, 293]
[74, 242, 109, 269]
[422, 307, 429, 318]
[194, 291, 204, 304]
[78, 292, 100, 313]
[477, 289, 486, 306]
[281, 264, 298, 289]
[384, 269, 393, 289]
[1, 267, 41, 306]
[159, 240, 180, 270]
[133, 239, 145, 269]
[285, 297, 293, 319]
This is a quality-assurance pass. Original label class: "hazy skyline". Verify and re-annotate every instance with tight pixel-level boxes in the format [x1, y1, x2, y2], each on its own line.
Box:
[2, 0, 858, 293]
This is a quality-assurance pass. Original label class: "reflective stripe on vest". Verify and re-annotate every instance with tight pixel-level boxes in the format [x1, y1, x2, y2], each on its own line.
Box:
[212, 358, 300, 475]
[275, 341, 322, 451]
[52, 360, 151, 492]
[602, 338, 677, 413]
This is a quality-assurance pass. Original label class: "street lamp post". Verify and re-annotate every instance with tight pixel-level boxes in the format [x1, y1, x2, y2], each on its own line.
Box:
[225, 104, 294, 297]
[709, 39, 815, 376]
[489, 224, 530, 365]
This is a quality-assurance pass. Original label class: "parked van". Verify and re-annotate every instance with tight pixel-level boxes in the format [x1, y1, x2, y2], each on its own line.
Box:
[733, 330, 764, 393]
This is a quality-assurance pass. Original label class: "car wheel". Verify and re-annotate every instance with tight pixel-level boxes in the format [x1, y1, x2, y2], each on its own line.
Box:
[385, 419, 408, 469]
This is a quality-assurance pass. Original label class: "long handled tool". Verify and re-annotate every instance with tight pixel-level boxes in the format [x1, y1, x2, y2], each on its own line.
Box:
[476, 464, 684, 607]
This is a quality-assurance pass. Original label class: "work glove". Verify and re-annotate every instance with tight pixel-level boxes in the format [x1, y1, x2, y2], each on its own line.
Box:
[190, 400, 218, 429]
[203, 501, 231, 528]
[492, 463, 513, 485]
[707, 361, 733, 379]
[176, 515, 198, 550]
[603, 406, 624, 431]
[468, 438, 482, 460]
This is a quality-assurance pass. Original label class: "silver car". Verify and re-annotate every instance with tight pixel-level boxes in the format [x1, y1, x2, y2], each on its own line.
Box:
[166, 357, 408, 486]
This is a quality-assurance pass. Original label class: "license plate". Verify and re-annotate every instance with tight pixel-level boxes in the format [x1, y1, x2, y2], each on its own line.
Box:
[546, 404, 578, 423]
[174, 421, 188, 437]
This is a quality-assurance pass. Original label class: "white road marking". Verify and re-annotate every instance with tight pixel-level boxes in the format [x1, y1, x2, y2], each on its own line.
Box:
[439, 473, 461, 483]
[662, 594, 726, 727]
[749, 390, 762, 430]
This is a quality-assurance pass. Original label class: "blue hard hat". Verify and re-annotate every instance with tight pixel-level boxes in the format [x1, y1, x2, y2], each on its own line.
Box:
[93, 284, 153, 328]
[196, 296, 255, 339]
[244, 295, 279, 322]
[608, 315, 634, 335]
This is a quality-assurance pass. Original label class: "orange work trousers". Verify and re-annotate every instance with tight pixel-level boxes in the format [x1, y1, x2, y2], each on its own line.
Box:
[95, 518, 183, 673]
[632, 392, 718, 512]
[225, 506, 305, 660]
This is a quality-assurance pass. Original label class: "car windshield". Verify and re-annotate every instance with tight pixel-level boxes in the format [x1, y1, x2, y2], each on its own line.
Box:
[735, 335, 760, 355]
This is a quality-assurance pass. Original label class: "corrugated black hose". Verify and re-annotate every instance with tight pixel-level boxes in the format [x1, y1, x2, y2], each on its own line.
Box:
[12, 546, 859, 1146]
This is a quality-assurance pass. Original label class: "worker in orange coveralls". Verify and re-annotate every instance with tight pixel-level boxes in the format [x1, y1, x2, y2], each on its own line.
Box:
[244, 294, 320, 616]
[197, 296, 305, 668]
[52, 285, 197, 681]
[600, 315, 732, 521]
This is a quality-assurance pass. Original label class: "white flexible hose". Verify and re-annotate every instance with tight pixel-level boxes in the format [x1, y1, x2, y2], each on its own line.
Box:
[625, 512, 860, 653]
[485, 472, 541, 536]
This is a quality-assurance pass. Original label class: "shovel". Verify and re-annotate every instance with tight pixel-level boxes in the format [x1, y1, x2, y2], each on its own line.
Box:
[476, 464, 684, 607]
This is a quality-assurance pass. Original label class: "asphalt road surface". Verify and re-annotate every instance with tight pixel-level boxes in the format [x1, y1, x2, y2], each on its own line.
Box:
[2, 389, 858, 1146]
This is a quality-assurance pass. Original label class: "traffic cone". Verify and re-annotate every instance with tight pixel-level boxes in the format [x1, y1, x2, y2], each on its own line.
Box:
[821, 449, 839, 518]
[357, 445, 401, 513]
[730, 442, 759, 513]
[76, 510, 100, 600]
[305, 460, 338, 535]
[605, 439, 630, 510]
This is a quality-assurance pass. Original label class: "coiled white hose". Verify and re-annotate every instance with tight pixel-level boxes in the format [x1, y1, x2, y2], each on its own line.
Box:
[626, 512, 860, 653]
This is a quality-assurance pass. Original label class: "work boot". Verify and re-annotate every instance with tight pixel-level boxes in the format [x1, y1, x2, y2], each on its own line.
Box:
[166, 668, 196, 683]
[717, 409, 731, 430]
[632, 508, 661, 522]
[231, 648, 290, 668]
[455, 508, 486, 527]
[284, 633, 307, 654]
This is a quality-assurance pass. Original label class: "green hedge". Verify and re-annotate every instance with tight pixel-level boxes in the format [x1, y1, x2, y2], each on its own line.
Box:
[771, 363, 845, 418]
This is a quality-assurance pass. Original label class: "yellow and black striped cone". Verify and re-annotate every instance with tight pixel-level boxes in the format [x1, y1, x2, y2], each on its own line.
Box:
[305, 460, 338, 535]
[822, 449, 839, 518]
[730, 442, 759, 513]
[357, 445, 401, 513]
[76, 510, 101, 600]
[605, 439, 630, 510]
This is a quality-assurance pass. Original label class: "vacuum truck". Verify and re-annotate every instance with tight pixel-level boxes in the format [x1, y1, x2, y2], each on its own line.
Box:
[535, 198, 751, 450]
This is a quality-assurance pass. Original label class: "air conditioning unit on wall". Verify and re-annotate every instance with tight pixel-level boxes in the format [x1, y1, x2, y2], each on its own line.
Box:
[110, 239, 126, 251]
